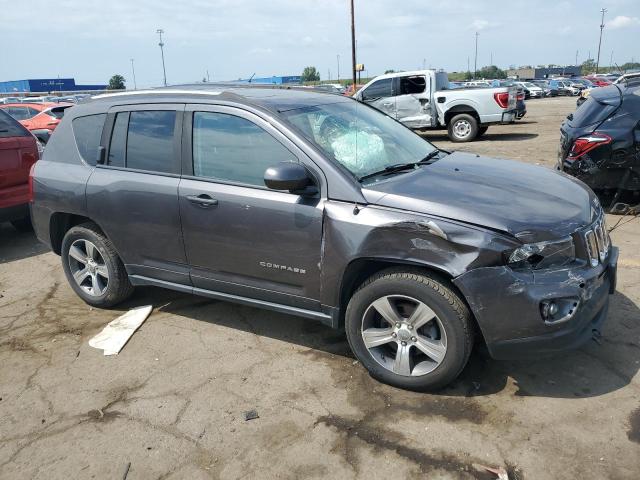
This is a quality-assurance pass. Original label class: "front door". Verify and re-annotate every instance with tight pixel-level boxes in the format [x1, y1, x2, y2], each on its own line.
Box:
[359, 78, 396, 119]
[178, 105, 324, 310]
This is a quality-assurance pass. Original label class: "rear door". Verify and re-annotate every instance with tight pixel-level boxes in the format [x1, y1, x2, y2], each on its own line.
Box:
[178, 105, 325, 309]
[359, 78, 396, 119]
[86, 104, 189, 285]
[394, 74, 432, 127]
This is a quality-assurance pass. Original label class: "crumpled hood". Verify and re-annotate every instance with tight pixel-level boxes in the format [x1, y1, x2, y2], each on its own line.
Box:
[362, 152, 599, 242]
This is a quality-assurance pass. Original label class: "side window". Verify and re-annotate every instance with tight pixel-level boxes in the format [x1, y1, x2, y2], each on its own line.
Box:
[107, 112, 128, 168]
[192, 112, 298, 187]
[126, 111, 177, 173]
[361, 78, 393, 101]
[399, 76, 426, 95]
[107, 110, 178, 173]
[6, 106, 30, 121]
[72, 113, 107, 165]
[26, 107, 40, 117]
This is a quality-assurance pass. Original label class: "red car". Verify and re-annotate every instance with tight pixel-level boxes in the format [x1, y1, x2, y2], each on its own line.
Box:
[0, 102, 72, 144]
[584, 76, 612, 87]
[0, 109, 40, 230]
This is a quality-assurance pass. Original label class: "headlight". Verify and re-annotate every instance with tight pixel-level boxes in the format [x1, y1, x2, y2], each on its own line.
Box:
[507, 236, 575, 269]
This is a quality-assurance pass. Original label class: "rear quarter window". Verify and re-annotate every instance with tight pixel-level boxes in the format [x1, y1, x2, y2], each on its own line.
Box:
[0, 110, 30, 137]
[569, 97, 618, 128]
[72, 114, 107, 165]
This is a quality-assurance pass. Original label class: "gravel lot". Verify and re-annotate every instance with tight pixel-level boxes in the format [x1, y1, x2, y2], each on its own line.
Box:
[1, 96, 639, 479]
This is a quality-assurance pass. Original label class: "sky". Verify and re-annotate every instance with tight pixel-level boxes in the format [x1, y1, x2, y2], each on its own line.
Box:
[0, 0, 639, 88]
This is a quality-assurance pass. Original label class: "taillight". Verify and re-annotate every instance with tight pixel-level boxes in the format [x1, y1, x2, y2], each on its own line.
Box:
[493, 92, 509, 109]
[28, 162, 36, 202]
[568, 133, 612, 159]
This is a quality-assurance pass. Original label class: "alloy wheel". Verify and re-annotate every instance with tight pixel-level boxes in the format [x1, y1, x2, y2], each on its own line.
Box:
[68, 239, 109, 296]
[361, 295, 447, 377]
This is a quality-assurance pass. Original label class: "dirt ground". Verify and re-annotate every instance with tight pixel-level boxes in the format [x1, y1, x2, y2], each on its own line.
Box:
[1, 96, 639, 480]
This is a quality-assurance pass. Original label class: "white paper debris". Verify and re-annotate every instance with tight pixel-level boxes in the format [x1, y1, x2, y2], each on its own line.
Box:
[89, 305, 152, 355]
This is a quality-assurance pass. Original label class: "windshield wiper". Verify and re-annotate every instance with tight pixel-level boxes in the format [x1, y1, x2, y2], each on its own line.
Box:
[358, 149, 444, 182]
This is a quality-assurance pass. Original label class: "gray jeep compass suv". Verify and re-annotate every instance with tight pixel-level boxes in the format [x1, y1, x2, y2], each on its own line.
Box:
[30, 85, 618, 391]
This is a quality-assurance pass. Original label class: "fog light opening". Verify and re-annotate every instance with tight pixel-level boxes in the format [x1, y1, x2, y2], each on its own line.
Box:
[541, 300, 558, 319]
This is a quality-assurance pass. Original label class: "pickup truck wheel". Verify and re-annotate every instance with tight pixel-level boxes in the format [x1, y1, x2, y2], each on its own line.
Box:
[345, 269, 474, 391]
[448, 114, 478, 142]
[61, 223, 134, 308]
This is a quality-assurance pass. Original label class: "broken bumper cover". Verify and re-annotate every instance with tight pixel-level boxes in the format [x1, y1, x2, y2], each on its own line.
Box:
[453, 246, 618, 360]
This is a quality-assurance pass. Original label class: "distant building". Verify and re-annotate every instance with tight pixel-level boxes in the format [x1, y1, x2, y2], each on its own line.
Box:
[0, 78, 107, 94]
[234, 75, 302, 85]
[506, 66, 582, 79]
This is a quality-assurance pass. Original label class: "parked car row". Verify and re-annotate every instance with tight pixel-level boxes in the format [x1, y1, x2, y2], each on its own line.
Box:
[0, 102, 73, 145]
[0, 94, 90, 105]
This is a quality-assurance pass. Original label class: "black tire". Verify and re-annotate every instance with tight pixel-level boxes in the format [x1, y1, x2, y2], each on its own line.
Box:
[345, 269, 474, 391]
[447, 113, 478, 142]
[477, 126, 489, 138]
[11, 216, 33, 232]
[61, 222, 134, 308]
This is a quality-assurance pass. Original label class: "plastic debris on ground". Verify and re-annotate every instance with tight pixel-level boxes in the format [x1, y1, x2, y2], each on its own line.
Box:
[89, 305, 153, 356]
[244, 410, 259, 421]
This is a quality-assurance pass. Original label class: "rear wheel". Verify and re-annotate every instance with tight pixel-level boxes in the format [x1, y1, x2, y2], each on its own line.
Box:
[447, 114, 478, 142]
[61, 223, 134, 308]
[345, 269, 474, 391]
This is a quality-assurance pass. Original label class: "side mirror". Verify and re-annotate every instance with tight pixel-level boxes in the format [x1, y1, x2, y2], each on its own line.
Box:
[264, 162, 313, 193]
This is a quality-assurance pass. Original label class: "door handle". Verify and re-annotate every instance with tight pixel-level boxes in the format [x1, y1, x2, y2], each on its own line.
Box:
[186, 194, 219, 208]
[382, 102, 393, 107]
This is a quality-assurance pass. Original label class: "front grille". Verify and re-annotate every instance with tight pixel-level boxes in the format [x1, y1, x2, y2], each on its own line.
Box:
[584, 215, 610, 267]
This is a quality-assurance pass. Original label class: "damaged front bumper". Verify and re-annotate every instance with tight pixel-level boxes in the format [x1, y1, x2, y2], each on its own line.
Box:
[453, 246, 618, 360]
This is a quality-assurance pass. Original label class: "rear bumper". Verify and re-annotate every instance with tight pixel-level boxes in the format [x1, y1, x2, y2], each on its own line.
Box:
[0, 184, 30, 218]
[453, 247, 618, 360]
[499, 109, 517, 123]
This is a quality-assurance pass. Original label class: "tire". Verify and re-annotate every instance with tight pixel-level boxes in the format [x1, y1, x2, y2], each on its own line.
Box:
[345, 269, 474, 391]
[11, 216, 33, 232]
[447, 113, 478, 142]
[477, 126, 489, 138]
[61, 222, 134, 308]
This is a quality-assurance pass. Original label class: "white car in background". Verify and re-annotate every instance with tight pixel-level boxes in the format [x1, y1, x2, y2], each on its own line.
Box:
[516, 81, 544, 98]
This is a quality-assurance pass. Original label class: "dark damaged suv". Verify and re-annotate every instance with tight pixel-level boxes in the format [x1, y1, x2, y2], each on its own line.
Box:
[31, 86, 618, 390]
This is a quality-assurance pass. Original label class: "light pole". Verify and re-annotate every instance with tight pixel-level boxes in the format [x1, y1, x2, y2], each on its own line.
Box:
[595, 8, 606, 74]
[157, 29, 167, 86]
[350, 0, 356, 91]
[130, 58, 137, 90]
[609, 50, 614, 70]
[337, 54, 340, 82]
[474, 32, 479, 79]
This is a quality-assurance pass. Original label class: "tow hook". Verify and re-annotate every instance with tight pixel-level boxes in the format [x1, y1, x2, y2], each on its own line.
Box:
[592, 329, 603, 345]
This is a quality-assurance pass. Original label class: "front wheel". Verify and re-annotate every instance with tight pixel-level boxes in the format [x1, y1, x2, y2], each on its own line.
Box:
[61, 223, 134, 308]
[345, 269, 474, 391]
[447, 114, 478, 142]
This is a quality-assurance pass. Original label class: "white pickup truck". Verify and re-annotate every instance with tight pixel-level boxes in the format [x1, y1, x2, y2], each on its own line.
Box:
[355, 70, 517, 142]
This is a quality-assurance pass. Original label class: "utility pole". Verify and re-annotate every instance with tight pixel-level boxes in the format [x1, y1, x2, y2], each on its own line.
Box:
[206, 70, 210, 82]
[490, 52, 493, 66]
[422, 58, 426, 70]
[595, 8, 606, 74]
[474, 32, 479, 79]
[467, 56, 470, 73]
[575, 50, 579, 66]
[130, 58, 137, 90]
[337, 54, 340, 82]
[609, 50, 614, 70]
[350, 0, 357, 91]
[157, 29, 167, 86]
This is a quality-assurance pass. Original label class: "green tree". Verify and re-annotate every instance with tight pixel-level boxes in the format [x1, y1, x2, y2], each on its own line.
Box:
[581, 59, 596, 74]
[384, 69, 396, 74]
[464, 70, 473, 80]
[477, 65, 507, 79]
[108, 74, 126, 90]
[301, 66, 320, 82]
